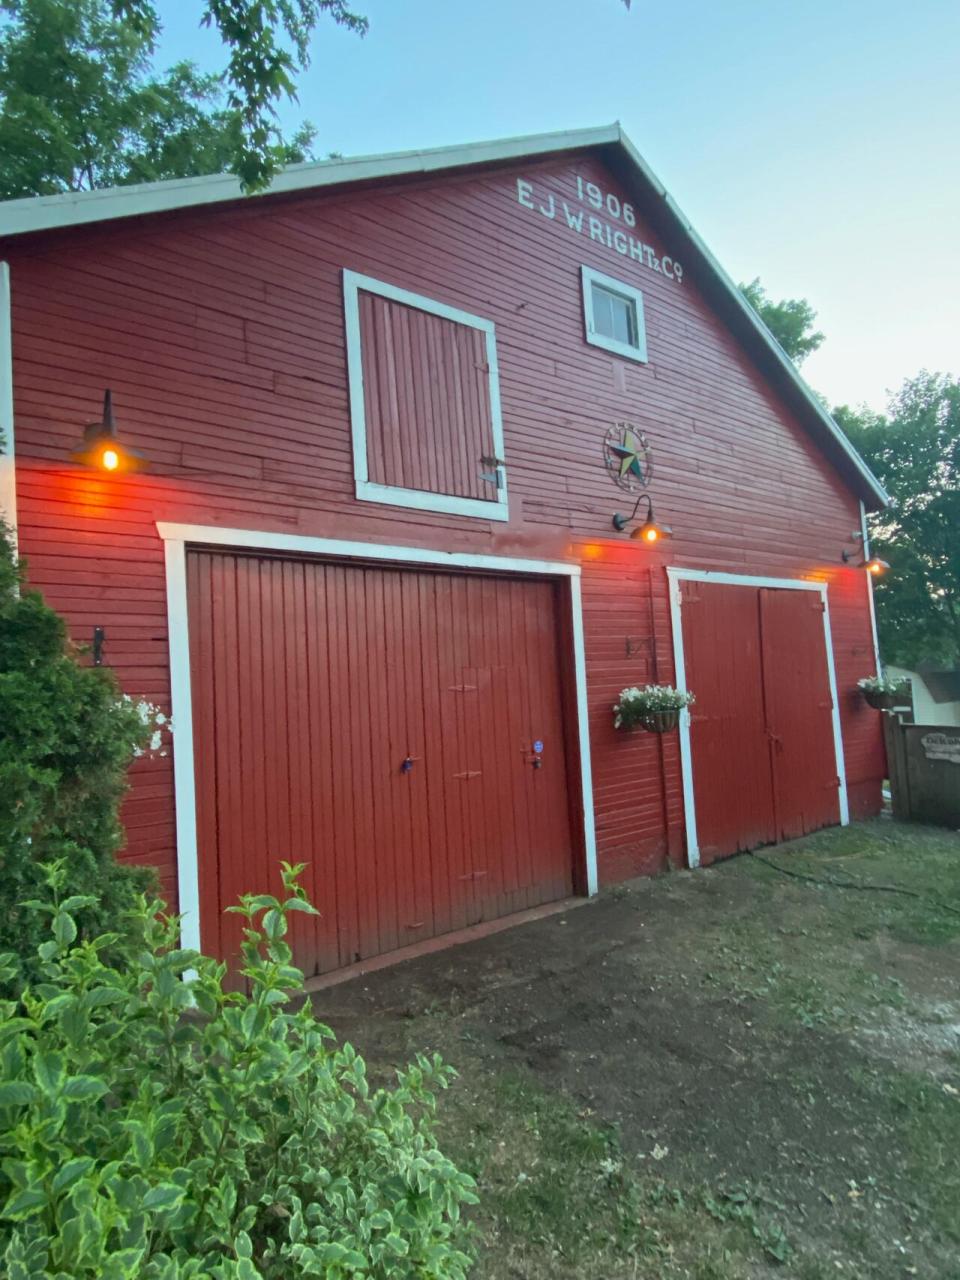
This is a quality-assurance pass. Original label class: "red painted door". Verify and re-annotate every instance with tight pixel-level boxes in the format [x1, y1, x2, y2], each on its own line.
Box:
[680, 580, 840, 863]
[758, 588, 841, 841]
[679, 580, 776, 863]
[187, 550, 574, 976]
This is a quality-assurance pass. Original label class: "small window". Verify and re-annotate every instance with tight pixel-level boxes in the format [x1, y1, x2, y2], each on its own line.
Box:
[581, 266, 648, 363]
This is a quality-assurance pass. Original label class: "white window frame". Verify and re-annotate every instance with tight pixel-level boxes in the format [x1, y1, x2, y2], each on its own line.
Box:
[580, 265, 648, 363]
[343, 269, 508, 521]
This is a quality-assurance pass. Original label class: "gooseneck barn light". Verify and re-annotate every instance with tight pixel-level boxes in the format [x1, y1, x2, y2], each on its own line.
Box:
[72, 390, 148, 473]
[612, 492, 672, 543]
[842, 548, 890, 576]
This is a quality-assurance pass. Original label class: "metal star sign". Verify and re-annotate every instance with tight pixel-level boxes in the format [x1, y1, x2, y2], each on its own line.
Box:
[603, 423, 654, 493]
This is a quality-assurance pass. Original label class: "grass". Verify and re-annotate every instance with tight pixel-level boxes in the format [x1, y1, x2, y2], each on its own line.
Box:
[436, 1068, 783, 1279]
[335, 820, 960, 1278]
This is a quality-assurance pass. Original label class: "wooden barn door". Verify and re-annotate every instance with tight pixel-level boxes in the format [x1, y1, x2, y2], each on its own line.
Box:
[187, 550, 574, 977]
[758, 588, 841, 841]
[679, 580, 776, 862]
[679, 579, 840, 863]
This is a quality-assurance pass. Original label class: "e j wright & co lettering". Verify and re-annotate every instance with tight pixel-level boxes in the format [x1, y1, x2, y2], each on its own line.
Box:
[515, 176, 684, 283]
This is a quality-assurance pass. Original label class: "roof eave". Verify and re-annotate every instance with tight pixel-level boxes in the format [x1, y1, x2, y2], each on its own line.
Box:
[0, 120, 889, 509]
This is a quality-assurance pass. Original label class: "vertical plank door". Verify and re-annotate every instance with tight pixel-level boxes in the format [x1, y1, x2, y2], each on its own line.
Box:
[679, 579, 777, 863]
[187, 550, 574, 977]
[758, 587, 841, 841]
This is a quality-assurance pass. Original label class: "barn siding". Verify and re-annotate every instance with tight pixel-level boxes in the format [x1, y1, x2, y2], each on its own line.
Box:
[5, 150, 884, 906]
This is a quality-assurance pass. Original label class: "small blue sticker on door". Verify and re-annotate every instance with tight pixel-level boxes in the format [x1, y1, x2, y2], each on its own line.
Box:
[533, 740, 544, 754]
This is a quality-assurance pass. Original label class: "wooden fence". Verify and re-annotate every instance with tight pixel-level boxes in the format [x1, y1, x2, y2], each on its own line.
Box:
[883, 716, 960, 829]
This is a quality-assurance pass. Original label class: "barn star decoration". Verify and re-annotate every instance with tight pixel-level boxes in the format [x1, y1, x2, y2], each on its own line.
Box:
[603, 422, 654, 493]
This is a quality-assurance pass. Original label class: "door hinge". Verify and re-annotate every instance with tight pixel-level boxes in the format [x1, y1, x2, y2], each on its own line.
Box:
[480, 455, 505, 488]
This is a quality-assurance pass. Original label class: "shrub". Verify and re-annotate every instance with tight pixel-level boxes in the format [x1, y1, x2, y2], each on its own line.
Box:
[0, 861, 477, 1278]
[0, 522, 156, 983]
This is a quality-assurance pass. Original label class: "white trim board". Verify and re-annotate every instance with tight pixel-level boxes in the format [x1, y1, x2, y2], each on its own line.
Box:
[666, 567, 849, 869]
[157, 523, 598, 952]
[860, 500, 882, 676]
[0, 262, 16, 550]
[342, 270, 508, 522]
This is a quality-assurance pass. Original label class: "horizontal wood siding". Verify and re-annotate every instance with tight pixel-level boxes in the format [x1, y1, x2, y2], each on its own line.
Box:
[359, 289, 494, 500]
[5, 148, 884, 907]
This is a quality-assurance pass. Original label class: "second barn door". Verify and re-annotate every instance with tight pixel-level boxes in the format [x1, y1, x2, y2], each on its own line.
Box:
[679, 578, 842, 864]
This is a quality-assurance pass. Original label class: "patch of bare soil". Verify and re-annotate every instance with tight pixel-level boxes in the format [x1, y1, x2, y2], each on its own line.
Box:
[313, 828, 960, 1279]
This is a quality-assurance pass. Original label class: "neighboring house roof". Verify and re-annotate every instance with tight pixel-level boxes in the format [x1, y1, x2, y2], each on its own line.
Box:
[918, 670, 960, 704]
[888, 666, 960, 704]
[0, 122, 889, 508]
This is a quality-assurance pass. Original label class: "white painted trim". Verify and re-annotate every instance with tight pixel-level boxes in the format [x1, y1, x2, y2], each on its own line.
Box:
[569, 574, 598, 895]
[667, 573, 699, 867]
[819, 591, 851, 827]
[157, 523, 598, 950]
[163, 537, 202, 953]
[354, 480, 509, 521]
[860, 499, 882, 675]
[342, 269, 509, 522]
[666, 566, 849, 866]
[580, 264, 648, 363]
[668, 567, 825, 593]
[0, 125, 622, 237]
[0, 263, 16, 550]
[155, 523, 574, 577]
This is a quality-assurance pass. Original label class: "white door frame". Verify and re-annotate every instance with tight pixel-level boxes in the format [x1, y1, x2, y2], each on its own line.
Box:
[157, 522, 598, 951]
[666, 567, 849, 869]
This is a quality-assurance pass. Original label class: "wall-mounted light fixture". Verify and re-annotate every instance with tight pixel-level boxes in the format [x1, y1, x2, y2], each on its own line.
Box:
[842, 548, 890, 576]
[612, 492, 672, 542]
[841, 530, 889, 576]
[72, 390, 148, 473]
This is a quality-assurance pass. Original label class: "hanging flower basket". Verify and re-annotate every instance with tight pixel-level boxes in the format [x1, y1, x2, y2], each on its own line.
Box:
[639, 707, 682, 733]
[613, 685, 694, 734]
[857, 675, 909, 712]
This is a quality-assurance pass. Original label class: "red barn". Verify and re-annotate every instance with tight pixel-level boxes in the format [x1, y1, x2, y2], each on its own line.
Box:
[0, 125, 888, 978]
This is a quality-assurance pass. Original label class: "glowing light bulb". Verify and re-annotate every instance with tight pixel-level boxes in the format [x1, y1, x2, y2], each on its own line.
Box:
[101, 448, 120, 471]
[644, 526, 658, 542]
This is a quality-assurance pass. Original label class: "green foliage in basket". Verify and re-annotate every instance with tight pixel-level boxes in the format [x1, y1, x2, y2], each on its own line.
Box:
[613, 684, 695, 729]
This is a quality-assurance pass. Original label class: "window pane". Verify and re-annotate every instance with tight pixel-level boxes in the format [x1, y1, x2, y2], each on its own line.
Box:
[592, 284, 636, 346]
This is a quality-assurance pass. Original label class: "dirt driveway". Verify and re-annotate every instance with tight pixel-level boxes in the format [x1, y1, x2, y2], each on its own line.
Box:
[313, 820, 960, 1279]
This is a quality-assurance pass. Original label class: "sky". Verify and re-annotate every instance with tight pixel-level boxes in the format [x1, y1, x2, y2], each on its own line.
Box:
[155, 0, 960, 414]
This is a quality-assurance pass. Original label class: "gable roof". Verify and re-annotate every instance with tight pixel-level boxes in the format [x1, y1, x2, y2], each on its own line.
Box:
[0, 122, 888, 508]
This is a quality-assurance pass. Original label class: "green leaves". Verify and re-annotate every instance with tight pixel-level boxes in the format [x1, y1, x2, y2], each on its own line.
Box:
[739, 277, 825, 365]
[0, 1, 365, 199]
[838, 374, 960, 667]
[0, 867, 476, 1278]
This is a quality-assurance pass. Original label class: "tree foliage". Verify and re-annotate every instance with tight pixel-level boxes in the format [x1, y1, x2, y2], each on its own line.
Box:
[0, 0, 343, 198]
[836, 373, 960, 668]
[739, 277, 825, 365]
[115, 0, 368, 191]
[0, 522, 154, 981]
[0, 862, 476, 1278]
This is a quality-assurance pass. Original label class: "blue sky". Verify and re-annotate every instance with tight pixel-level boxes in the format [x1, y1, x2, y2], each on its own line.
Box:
[156, 0, 959, 413]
